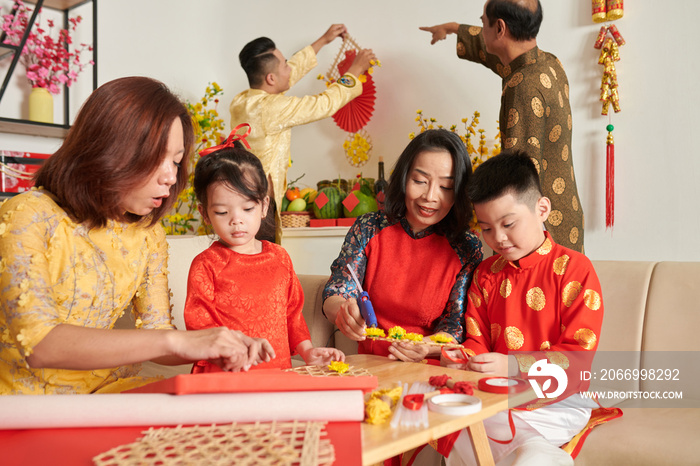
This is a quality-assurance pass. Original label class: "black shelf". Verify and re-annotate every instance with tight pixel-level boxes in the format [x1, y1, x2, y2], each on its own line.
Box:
[0, 0, 96, 137]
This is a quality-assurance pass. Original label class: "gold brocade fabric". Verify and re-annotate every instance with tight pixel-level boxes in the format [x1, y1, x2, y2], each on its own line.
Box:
[0, 191, 174, 394]
[229, 45, 363, 217]
[456, 25, 585, 253]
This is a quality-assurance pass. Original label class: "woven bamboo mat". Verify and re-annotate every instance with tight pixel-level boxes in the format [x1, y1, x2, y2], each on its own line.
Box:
[92, 420, 333, 466]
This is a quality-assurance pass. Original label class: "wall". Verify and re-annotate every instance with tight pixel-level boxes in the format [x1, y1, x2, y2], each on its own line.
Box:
[1, 0, 698, 261]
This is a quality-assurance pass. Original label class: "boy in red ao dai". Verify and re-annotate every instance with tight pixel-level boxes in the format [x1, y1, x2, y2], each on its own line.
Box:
[444, 151, 603, 465]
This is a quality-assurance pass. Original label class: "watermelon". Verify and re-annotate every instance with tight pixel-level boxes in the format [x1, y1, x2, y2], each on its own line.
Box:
[343, 190, 378, 218]
[313, 186, 343, 219]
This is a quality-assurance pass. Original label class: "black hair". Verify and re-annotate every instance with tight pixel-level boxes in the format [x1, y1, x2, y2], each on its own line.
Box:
[485, 0, 543, 41]
[385, 129, 473, 241]
[239, 37, 278, 87]
[467, 150, 543, 208]
[193, 144, 268, 213]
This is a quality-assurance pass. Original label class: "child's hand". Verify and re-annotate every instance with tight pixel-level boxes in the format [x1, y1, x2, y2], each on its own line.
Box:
[440, 348, 469, 370]
[468, 353, 518, 377]
[301, 347, 345, 366]
[388, 341, 430, 363]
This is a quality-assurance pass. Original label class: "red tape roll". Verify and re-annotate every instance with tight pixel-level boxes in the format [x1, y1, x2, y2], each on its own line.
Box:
[478, 377, 529, 394]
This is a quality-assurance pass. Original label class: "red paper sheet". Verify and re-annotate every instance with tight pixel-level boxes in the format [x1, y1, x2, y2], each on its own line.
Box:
[125, 368, 377, 395]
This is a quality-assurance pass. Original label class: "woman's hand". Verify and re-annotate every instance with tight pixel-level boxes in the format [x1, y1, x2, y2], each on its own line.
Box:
[235, 331, 276, 369]
[168, 327, 262, 372]
[387, 341, 430, 363]
[325, 296, 367, 341]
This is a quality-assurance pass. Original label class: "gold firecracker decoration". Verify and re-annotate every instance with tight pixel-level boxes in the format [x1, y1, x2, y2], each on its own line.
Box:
[598, 37, 621, 115]
[606, 0, 624, 21]
[591, 0, 607, 22]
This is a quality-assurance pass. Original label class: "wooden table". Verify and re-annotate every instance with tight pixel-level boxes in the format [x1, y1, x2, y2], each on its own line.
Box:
[348, 354, 536, 466]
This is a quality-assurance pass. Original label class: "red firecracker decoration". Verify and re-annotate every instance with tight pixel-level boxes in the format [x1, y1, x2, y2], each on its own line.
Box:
[606, 124, 615, 229]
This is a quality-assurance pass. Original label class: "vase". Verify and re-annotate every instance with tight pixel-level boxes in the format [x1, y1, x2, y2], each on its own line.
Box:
[28, 87, 54, 124]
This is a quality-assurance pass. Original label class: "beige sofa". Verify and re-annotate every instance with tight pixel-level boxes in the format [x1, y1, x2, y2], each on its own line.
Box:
[123, 236, 699, 465]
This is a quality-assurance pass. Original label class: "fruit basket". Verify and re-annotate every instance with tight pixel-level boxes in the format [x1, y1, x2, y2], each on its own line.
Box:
[280, 211, 311, 228]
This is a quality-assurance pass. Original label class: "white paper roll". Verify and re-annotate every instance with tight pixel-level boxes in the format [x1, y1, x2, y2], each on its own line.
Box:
[0, 391, 364, 429]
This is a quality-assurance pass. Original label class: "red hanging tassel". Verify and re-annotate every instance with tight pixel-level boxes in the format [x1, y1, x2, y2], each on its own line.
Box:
[605, 124, 615, 229]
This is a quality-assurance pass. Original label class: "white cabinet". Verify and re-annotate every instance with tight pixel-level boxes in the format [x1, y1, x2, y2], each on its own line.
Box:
[280, 227, 349, 276]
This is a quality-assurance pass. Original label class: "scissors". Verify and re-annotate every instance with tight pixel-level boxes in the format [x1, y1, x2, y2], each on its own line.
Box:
[346, 264, 378, 328]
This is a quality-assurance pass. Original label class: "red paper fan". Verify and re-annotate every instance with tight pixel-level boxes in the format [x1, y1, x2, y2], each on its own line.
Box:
[332, 49, 376, 133]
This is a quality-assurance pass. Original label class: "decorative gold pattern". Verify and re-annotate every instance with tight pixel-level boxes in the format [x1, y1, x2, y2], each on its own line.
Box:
[468, 290, 482, 308]
[526, 287, 546, 311]
[536, 236, 553, 255]
[507, 108, 520, 129]
[505, 326, 524, 350]
[491, 323, 502, 343]
[553, 254, 570, 276]
[549, 66, 557, 80]
[583, 289, 602, 311]
[570, 227, 579, 244]
[552, 177, 566, 195]
[549, 125, 562, 143]
[558, 92, 564, 108]
[565, 83, 570, 99]
[542, 159, 548, 171]
[504, 138, 517, 149]
[574, 328, 597, 350]
[530, 157, 540, 174]
[468, 26, 481, 36]
[562, 281, 583, 307]
[457, 42, 466, 57]
[508, 73, 524, 88]
[531, 97, 544, 118]
[491, 256, 507, 274]
[540, 73, 552, 89]
[466, 316, 482, 336]
[572, 195, 579, 211]
[561, 145, 569, 161]
[567, 113, 572, 130]
[540, 341, 551, 351]
[546, 106, 551, 117]
[527, 137, 541, 149]
[546, 351, 570, 369]
[483, 288, 490, 305]
[500, 278, 513, 298]
[516, 354, 537, 373]
[548, 210, 563, 226]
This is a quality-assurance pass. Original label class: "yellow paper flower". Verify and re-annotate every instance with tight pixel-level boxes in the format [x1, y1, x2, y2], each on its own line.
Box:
[405, 332, 424, 342]
[429, 334, 455, 344]
[365, 327, 386, 338]
[388, 326, 406, 340]
[328, 360, 350, 374]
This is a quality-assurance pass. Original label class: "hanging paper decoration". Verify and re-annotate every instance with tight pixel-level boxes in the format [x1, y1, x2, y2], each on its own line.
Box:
[606, 124, 615, 228]
[591, 0, 624, 229]
[597, 37, 621, 115]
[332, 48, 377, 133]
